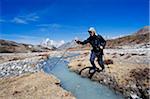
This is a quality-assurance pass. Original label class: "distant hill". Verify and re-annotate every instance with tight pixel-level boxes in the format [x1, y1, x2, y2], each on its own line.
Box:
[58, 40, 78, 50]
[106, 26, 149, 48]
[60, 26, 149, 50]
[0, 39, 52, 53]
[134, 26, 149, 35]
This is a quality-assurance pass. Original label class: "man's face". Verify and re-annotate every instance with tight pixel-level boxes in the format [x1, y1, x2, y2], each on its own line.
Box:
[88, 31, 94, 36]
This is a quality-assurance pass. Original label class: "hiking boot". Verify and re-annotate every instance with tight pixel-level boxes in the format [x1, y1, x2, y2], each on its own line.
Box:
[89, 67, 96, 74]
[97, 68, 105, 72]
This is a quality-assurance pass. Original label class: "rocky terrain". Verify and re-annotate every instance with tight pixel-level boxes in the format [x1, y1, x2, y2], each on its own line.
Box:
[67, 48, 150, 99]
[0, 53, 47, 78]
[0, 52, 75, 99]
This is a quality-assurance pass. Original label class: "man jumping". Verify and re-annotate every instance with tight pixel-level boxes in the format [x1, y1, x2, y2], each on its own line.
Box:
[75, 27, 106, 72]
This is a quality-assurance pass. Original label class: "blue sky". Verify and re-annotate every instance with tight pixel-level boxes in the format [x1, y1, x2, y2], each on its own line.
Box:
[0, 0, 149, 45]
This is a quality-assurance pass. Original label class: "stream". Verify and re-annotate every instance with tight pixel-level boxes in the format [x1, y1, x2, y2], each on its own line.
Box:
[43, 54, 124, 99]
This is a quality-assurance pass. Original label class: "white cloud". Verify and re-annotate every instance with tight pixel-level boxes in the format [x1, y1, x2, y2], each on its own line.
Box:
[24, 13, 39, 21]
[11, 13, 39, 24]
[36, 23, 62, 28]
[11, 17, 28, 24]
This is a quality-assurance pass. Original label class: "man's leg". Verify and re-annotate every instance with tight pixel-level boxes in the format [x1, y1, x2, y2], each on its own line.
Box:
[97, 54, 105, 70]
[90, 51, 96, 69]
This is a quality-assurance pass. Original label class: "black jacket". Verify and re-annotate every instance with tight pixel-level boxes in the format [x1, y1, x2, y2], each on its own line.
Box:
[78, 34, 106, 54]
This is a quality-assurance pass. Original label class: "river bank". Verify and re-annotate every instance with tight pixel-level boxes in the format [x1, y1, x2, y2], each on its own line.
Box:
[68, 48, 150, 99]
[43, 55, 124, 99]
[0, 52, 75, 99]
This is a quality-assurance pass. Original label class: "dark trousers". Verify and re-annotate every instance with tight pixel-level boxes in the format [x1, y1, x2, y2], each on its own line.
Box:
[90, 51, 105, 70]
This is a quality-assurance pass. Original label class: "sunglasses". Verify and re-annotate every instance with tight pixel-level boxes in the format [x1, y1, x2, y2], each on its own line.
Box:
[88, 31, 92, 33]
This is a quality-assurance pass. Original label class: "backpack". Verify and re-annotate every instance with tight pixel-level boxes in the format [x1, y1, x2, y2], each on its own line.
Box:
[97, 34, 106, 48]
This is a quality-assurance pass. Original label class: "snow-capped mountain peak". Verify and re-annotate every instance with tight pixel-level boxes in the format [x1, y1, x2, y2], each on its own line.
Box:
[41, 38, 65, 49]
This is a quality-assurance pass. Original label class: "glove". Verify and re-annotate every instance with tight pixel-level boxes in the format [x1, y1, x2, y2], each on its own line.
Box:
[75, 40, 81, 44]
[100, 46, 103, 49]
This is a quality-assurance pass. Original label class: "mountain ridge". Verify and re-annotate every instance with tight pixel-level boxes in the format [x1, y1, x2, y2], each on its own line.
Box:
[59, 26, 150, 50]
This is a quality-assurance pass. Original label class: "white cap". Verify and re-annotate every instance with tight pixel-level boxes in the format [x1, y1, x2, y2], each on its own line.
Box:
[88, 27, 97, 35]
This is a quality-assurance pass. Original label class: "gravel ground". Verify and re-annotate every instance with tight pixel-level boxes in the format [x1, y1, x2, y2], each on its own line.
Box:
[0, 56, 46, 78]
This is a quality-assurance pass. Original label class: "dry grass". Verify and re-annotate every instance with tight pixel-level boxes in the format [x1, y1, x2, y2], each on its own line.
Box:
[0, 72, 75, 99]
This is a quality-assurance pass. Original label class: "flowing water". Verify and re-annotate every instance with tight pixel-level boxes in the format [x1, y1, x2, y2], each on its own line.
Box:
[43, 55, 124, 99]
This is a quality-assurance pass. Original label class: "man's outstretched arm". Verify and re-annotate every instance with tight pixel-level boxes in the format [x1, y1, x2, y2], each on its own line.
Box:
[75, 37, 90, 45]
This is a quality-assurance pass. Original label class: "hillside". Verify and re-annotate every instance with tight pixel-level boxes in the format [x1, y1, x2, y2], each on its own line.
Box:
[106, 32, 149, 48]
[0, 40, 51, 53]
[134, 26, 149, 35]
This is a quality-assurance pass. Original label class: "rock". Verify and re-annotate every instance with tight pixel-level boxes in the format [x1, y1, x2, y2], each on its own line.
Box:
[23, 64, 27, 69]
[24, 68, 28, 72]
[147, 89, 150, 95]
[119, 53, 125, 56]
[131, 84, 137, 89]
[0, 66, 3, 70]
[112, 55, 117, 58]
[7, 66, 11, 71]
[130, 92, 140, 99]
[131, 53, 138, 56]
[43, 62, 46, 65]
[104, 59, 113, 65]
[19, 70, 22, 74]
[139, 53, 145, 56]
[11, 65, 16, 69]
[124, 55, 131, 59]
[103, 79, 107, 83]
[16, 66, 22, 70]
[77, 63, 82, 67]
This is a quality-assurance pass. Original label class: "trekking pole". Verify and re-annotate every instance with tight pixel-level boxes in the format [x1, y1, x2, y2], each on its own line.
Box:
[49, 49, 69, 71]
[48, 40, 76, 71]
